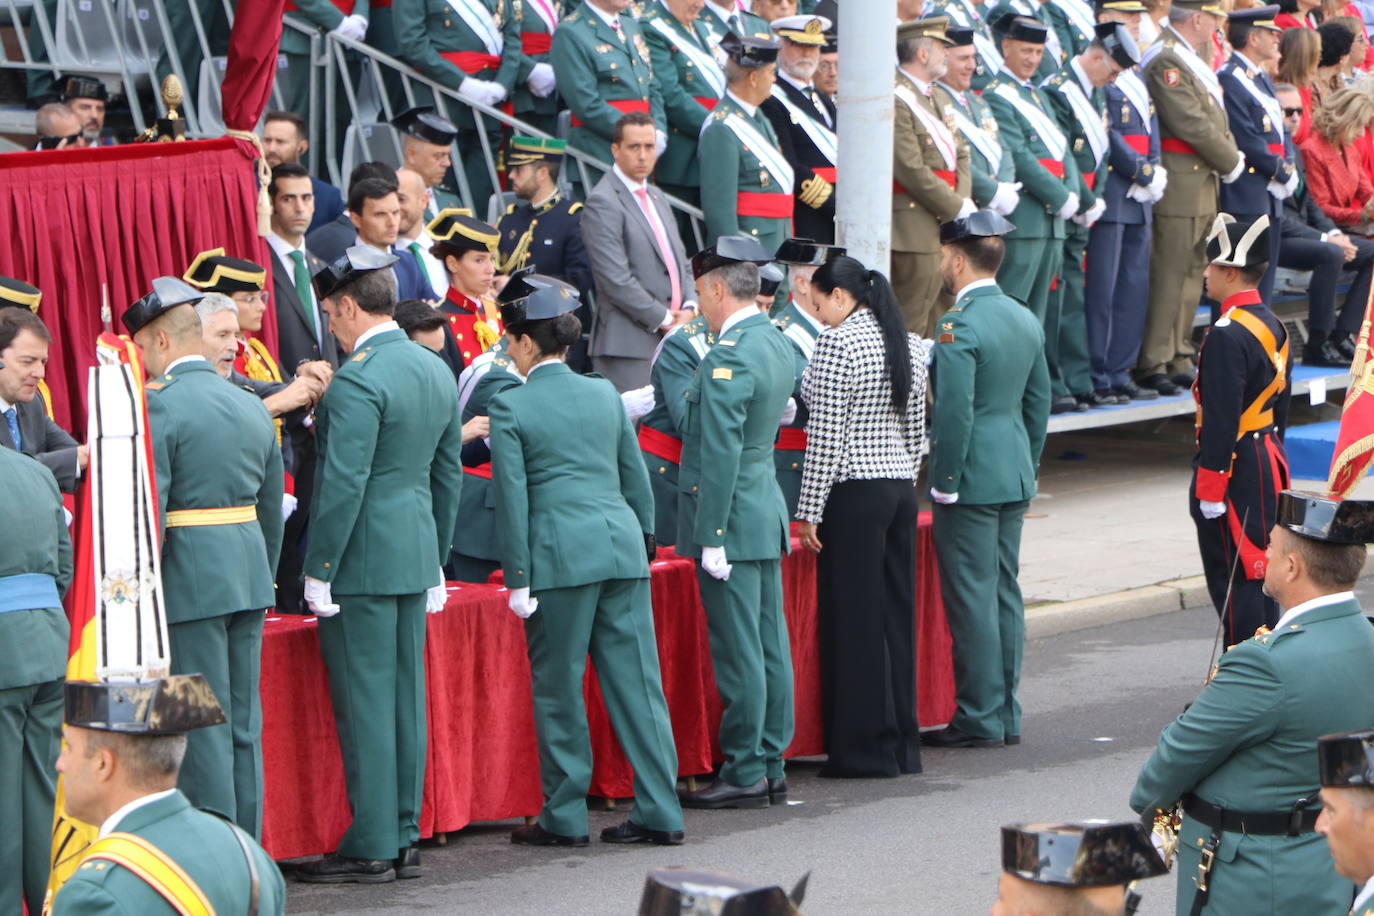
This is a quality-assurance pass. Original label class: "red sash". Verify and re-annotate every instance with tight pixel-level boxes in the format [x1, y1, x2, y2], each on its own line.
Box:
[1038, 158, 1065, 178]
[1122, 134, 1148, 155]
[1266, 142, 1284, 155]
[737, 191, 793, 218]
[463, 463, 493, 480]
[570, 98, 649, 127]
[1161, 137, 1197, 155]
[639, 425, 683, 464]
[775, 428, 807, 450]
[521, 32, 552, 54]
[694, 96, 719, 111]
[285, 0, 349, 11]
[1082, 172, 1096, 190]
[442, 51, 502, 74]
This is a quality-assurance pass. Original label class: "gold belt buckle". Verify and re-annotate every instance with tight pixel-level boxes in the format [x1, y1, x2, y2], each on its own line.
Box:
[1194, 846, 1216, 891]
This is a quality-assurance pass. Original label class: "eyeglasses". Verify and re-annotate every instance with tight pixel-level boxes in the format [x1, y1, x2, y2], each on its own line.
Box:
[1283, 107, 1303, 118]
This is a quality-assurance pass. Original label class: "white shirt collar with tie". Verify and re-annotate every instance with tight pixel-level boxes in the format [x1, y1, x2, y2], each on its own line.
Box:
[1353, 875, 1374, 914]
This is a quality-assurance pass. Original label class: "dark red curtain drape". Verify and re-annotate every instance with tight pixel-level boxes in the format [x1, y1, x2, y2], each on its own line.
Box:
[222, 0, 285, 133]
[0, 139, 275, 434]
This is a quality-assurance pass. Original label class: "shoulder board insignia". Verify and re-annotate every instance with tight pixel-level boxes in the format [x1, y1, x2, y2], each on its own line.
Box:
[938, 333, 955, 343]
[504, 203, 517, 215]
[569, 201, 583, 213]
[145, 381, 165, 391]
[494, 357, 509, 366]
[1164, 68, 1179, 87]
[353, 350, 370, 362]
[718, 338, 737, 346]
[712, 367, 733, 380]
[596, 43, 612, 53]
[942, 321, 954, 330]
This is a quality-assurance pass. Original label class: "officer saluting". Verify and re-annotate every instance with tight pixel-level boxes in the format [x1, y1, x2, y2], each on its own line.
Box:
[1315, 729, 1374, 915]
[50, 676, 285, 914]
[993, 821, 1167, 914]
[1132, 490, 1374, 916]
[1191, 214, 1290, 647]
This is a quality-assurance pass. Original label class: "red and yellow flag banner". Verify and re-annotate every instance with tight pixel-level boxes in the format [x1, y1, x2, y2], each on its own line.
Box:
[1328, 283, 1374, 497]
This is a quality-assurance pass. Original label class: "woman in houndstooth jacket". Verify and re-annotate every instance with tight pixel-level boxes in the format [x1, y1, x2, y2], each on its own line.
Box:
[795, 255, 930, 779]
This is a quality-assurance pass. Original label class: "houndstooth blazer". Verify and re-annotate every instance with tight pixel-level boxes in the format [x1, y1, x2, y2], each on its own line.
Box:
[796, 307, 929, 524]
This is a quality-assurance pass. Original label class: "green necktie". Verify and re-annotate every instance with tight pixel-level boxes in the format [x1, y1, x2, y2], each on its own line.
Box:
[408, 241, 426, 284]
[288, 250, 318, 337]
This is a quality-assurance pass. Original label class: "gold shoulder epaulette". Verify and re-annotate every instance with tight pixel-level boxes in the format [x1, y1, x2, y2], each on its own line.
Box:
[569, 201, 583, 213]
[504, 203, 517, 215]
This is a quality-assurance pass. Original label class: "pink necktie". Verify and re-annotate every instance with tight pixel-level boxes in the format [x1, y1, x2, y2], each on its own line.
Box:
[635, 187, 682, 311]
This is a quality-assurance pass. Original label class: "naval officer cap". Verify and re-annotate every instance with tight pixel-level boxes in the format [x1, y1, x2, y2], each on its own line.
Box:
[391, 106, 458, 147]
[898, 16, 955, 45]
[61, 74, 109, 103]
[774, 237, 847, 266]
[637, 868, 808, 916]
[0, 276, 42, 313]
[1227, 3, 1283, 30]
[497, 268, 580, 327]
[312, 244, 399, 302]
[994, 14, 1049, 43]
[940, 209, 1017, 245]
[1001, 822, 1168, 887]
[65, 674, 227, 735]
[1206, 213, 1271, 269]
[122, 277, 206, 336]
[1276, 490, 1374, 544]
[1318, 730, 1374, 787]
[771, 14, 832, 45]
[1094, 22, 1141, 68]
[1095, 0, 1150, 12]
[691, 235, 776, 279]
[183, 247, 267, 294]
[720, 32, 780, 67]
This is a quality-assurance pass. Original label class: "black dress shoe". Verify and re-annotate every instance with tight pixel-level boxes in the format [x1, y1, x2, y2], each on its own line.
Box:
[1004, 735, 1021, 746]
[767, 777, 787, 804]
[1138, 373, 1180, 396]
[921, 726, 1002, 749]
[1305, 338, 1351, 368]
[678, 777, 770, 809]
[511, 823, 589, 847]
[394, 845, 421, 879]
[1078, 390, 1121, 408]
[1111, 381, 1159, 401]
[600, 819, 686, 845]
[1169, 371, 1195, 388]
[1050, 394, 1082, 414]
[1335, 332, 1357, 360]
[294, 853, 396, 884]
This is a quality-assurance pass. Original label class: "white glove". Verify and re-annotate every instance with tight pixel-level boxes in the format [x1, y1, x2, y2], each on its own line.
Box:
[331, 13, 367, 42]
[620, 385, 656, 421]
[655, 129, 668, 157]
[527, 62, 557, 98]
[1126, 183, 1153, 204]
[930, 487, 959, 505]
[1222, 156, 1245, 184]
[458, 77, 507, 108]
[1148, 165, 1168, 202]
[304, 576, 340, 618]
[701, 545, 732, 581]
[780, 397, 798, 426]
[281, 492, 298, 522]
[989, 181, 1021, 215]
[1055, 192, 1080, 221]
[1266, 179, 1292, 200]
[1285, 169, 1299, 195]
[1199, 499, 1227, 519]
[1073, 197, 1107, 227]
[956, 198, 977, 219]
[508, 586, 539, 619]
[426, 567, 447, 614]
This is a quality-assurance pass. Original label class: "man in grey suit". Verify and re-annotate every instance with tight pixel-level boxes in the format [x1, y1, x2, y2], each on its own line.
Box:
[582, 112, 697, 392]
[0, 303, 84, 493]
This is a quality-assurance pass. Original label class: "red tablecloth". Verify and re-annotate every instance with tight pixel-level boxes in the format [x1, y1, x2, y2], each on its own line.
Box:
[259, 514, 954, 859]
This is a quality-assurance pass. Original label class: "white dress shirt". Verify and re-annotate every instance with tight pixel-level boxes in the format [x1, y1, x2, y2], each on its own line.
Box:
[98, 788, 177, 839]
[352, 319, 400, 353]
[1353, 875, 1374, 914]
[1273, 590, 1355, 630]
[398, 226, 447, 297]
[613, 164, 694, 324]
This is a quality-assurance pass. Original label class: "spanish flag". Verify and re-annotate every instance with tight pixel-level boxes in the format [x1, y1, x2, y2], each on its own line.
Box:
[1328, 286, 1374, 496]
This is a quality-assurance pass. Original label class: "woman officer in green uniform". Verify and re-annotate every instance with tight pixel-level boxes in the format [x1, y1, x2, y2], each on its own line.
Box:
[489, 274, 685, 848]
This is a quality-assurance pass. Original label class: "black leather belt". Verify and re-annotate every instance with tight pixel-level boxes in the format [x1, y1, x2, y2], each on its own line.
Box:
[1183, 793, 1320, 836]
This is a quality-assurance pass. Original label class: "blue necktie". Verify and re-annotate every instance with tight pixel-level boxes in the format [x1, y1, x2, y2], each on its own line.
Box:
[4, 407, 20, 451]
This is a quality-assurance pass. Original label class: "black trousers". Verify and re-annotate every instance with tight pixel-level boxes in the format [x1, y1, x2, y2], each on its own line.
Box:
[816, 478, 921, 778]
[1278, 234, 1374, 334]
[1190, 429, 1287, 647]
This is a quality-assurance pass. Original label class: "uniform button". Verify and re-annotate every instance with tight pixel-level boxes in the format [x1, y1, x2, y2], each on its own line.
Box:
[716, 528, 724, 536]
[659, 466, 667, 473]
[790, 462, 798, 469]
[517, 569, 524, 575]
[692, 485, 699, 492]
[323, 562, 331, 568]
[1197, 838, 1204, 847]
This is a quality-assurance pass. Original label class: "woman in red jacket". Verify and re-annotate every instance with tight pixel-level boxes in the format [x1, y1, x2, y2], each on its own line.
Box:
[1301, 87, 1374, 233]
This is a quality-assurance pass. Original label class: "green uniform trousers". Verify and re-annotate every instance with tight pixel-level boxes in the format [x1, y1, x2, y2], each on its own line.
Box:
[0, 678, 62, 915]
[775, 455, 802, 521]
[1139, 212, 1210, 378]
[890, 250, 945, 337]
[999, 237, 1063, 352]
[168, 609, 265, 837]
[932, 500, 1029, 742]
[643, 456, 681, 548]
[696, 559, 794, 786]
[1053, 223, 1093, 398]
[317, 592, 428, 861]
[524, 578, 682, 837]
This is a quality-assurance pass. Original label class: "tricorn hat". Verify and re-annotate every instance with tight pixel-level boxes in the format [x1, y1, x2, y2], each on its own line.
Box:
[497, 269, 580, 326]
[758, 263, 785, 298]
[637, 868, 809, 916]
[391, 106, 458, 147]
[65, 674, 227, 735]
[183, 248, 267, 294]
[1094, 22, 1140, 68]
[428, 209, 500, 257]
[0, 276, 42, 313]
[774, 237, 847, 266]
[122, 277, 205, 336]
[61, 74, 109, 103]
[1001, 822, 1169, 887]
[1276, 490, 1374, 544]
[1207, 213, 1271, 269]
[1318, 730, 1374, 787]
[940, 209, 1017, 244]
[312, 245, 399, 301]
[946, 25, 977, 47]
[691, 235, 775, 279]
[721, 32, 780, 67]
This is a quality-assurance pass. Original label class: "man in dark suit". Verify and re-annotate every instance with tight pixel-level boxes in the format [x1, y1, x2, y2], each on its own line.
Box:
[582, 112, 697, 392]
[343, 178, 437, 303]
[261, 110, 345, 235]
[0, 303, 84, 493]
[762, 14, 839, 244]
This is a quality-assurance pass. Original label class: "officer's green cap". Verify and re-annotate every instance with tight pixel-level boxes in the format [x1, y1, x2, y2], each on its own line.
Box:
[507, 136, 567, 167]
[898, 16, 955, 45]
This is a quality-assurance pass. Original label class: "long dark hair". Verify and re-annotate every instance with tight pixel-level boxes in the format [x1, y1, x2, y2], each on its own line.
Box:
[811, 256, 913, 413]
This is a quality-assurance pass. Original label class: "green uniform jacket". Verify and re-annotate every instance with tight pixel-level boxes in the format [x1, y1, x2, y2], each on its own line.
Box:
[1143, 28, 1240, 218]
[642, 1, 722, 188]
[677, 311, 794, 560]
[929, 284, 1051, 503]
[983, 70, 1083, 240]
[394, 0, 520, 131]
[490, 361, 653, 591]
[1041, 61, 1108, 211]
[641, 315, 713, 546]
[772, 302, 819, 517]
[699, 93, 792, 250]
[1041, 0, 1092, 59]
[936, 81, 1014, 208]
[505, 0, 563, 119]
[51, 790, 285, 916]
[305, 330, 464, 595]
[452, 348, 522, 564]
[892, 69, 972, 255]
[551, 2, 665, 167]
[282, 0, 368, 55]
[0, 446, 71, 690]
[1130, 597, 1374, 915]
[147, 361, 283, 623]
